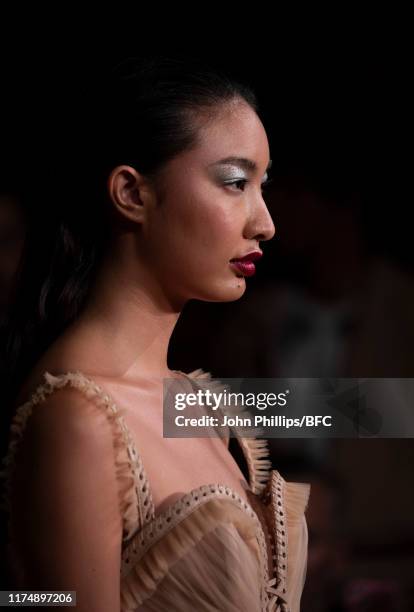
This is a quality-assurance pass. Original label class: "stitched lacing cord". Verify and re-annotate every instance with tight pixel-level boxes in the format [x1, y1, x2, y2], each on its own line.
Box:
[1, 370, 289, 611]
[262, 472, 289, 612]
[121, 482, 278, 611]
[65, 375, 157, 532]
[174, 370, 284, 611]
[122, 483, 268, 567]
[0, 372, 156, 542]
[121, 470, 288, 611]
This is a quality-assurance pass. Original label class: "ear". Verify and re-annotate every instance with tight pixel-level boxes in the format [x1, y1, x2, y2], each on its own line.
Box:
[107, 165, 155, 224]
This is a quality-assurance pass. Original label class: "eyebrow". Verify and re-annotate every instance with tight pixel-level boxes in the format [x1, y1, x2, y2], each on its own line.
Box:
[210, 156, 273, 173]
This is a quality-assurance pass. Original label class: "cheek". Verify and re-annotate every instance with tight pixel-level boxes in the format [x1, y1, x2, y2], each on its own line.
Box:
[188, 213, 239, 273]
[169, 191, 243, 255]
[148, 177, 246, 288]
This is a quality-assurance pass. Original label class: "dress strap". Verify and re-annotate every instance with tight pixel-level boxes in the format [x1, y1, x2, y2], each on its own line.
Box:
[182, 369, 273, 495]
[0, 370, 155, 543]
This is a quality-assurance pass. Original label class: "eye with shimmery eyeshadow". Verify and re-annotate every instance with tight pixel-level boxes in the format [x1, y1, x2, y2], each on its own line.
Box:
[225, 177, 274, 193]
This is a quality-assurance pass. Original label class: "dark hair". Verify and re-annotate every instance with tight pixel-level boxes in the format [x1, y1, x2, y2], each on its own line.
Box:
[1, 53, 259, 415]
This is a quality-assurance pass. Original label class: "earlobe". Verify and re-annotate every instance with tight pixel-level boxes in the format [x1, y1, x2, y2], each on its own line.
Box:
[107, 165, 149, 224]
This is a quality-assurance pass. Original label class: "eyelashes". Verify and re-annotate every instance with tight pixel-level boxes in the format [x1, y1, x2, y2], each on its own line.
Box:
[225, 177, 274, 194]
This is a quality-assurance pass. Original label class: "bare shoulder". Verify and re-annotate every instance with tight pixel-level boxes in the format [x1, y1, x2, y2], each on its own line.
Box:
[14, 314, 117, 408]
[15, 345, 94, 410]
[19, 382, 115, 446]
[11, 381, 121, 513]
[9, 378, 123, 610]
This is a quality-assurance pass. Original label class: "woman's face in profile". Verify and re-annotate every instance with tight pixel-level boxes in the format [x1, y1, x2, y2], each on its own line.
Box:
[117, 99, 276, 306]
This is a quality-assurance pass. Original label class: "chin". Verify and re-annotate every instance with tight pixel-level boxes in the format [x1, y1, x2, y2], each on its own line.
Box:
[196, 278, 247, 303]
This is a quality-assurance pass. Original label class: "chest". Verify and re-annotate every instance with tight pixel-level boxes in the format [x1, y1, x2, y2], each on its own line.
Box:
[99, 379, 251, 515]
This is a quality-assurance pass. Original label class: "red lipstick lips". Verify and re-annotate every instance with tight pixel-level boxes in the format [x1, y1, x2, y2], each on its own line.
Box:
[229, 250, 263, 277]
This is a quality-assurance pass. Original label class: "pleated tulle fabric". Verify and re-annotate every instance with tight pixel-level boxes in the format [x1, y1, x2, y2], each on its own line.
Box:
[0, 368, 310, 612]
[120, 493, 265, 611]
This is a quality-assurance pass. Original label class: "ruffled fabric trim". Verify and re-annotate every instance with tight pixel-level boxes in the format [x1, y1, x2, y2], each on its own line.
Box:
[0, 366, 311, 611]
[182, 368, 273, 495]
[180, 369, 312, 611]
[120, 482, 271, 611]
[0, 370, 155, 543]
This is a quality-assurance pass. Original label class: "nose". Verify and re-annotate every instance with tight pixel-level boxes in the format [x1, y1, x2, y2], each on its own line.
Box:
[244, 195, 276, 242]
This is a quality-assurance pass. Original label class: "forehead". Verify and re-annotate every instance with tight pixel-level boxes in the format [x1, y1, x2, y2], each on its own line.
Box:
[155, 101, 271, 187]
[193, 100, 270, 166]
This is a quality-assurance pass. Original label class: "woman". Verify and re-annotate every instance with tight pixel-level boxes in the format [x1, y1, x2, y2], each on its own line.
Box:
[0, 55, 310, 611]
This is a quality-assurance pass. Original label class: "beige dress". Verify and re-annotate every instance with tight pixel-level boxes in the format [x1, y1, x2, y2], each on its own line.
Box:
[0, 368, 310, 611]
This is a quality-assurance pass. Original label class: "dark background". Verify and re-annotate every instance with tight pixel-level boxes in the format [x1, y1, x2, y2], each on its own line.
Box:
[1, 30, 412, 611]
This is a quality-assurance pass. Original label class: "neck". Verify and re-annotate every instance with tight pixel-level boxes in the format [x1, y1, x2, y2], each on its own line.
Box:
[67, 241, 183, 380]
